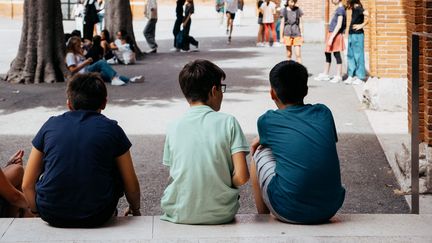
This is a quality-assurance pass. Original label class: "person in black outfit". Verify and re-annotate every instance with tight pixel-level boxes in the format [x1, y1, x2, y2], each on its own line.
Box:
[173, 0, 186, 50]
[86, 35, 104, 63]
[181, 0, 199, 52]
[83, 0, 99, 41]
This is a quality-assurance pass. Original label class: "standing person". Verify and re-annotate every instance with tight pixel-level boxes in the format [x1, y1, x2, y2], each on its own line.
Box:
[181, 0, 199, 52]
[22, 73, 142, 228]
[161, 59, 250, 224]
[73, 0, 85, 37]
[0, 150, 28, 217]
[143, 0, 158, 54]
[250, 60, 345, 224]
[314, 0, 346, 83]
[256, 0, 265, 46]
[172, 0, 186, 51]
[344, 0, 368, 85]
[260, 0, 277, 47]
[280, 0, 304, 62]
[225, 0, 238, 43]
[83, 0, 99, 41]
[95, 0, 105, 35]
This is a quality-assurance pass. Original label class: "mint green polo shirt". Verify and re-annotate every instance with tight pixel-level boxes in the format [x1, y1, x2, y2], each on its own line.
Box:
[161, 105, 249, 224]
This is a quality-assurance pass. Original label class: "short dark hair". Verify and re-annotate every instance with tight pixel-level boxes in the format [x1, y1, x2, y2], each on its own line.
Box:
[179, 59, 226, 102]
[269, 60, 308, 104]
[67, 73, 107, 111]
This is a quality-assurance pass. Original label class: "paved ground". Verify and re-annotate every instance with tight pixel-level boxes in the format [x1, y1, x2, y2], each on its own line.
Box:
[0, 4, 409, 216]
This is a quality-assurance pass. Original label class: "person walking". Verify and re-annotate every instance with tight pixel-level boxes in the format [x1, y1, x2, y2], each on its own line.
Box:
[260, 0, 277, 47]
[256, 0, 265, 46]
[344, 0, 368, 85]
[181, 0, 199, 52]
[144, 0, 158, 53]
[172, 0, 186, 51]
[225, 0, 238, 43]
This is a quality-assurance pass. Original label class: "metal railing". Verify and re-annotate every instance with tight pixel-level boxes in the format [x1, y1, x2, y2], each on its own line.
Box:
[411, 32, 432, 214]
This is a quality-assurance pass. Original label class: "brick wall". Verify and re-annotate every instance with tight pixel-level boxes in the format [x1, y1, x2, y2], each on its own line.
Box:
[296, 0, 323, 21]
[407, 0, 432, 144]
[367, 0, 407, 78]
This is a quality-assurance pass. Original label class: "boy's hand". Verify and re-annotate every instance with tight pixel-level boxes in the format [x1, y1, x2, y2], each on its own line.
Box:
[250, 136, 261, 155]
[6, 150, 24, 166]
[124, 206, 141, 216]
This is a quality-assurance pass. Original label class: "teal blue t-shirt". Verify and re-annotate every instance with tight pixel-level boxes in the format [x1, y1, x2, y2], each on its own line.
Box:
[258, 104, 345, 223]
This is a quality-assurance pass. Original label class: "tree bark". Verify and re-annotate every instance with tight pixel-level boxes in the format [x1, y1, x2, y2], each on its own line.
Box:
[105, 0, 142, 57]
[6, 0, 67, 84]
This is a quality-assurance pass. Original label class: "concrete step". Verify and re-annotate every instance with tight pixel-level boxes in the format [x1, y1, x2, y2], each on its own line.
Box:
[1, 214, 431, 242]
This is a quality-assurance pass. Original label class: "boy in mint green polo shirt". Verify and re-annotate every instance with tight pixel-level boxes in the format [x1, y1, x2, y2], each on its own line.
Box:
[161, 59, 250, 224]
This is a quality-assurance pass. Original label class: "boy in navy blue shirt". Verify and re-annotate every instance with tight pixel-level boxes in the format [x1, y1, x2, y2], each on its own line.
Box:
[22, 73, 141, 227]
[250, 60, 345, 224]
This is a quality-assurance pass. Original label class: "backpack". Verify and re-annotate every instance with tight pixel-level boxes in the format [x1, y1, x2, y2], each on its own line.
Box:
[282, 7, 300, 26]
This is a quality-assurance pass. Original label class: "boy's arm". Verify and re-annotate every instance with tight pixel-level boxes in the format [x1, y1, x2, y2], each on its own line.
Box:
[116, 150, 141, 216]
[231, 152, 249, 187]
[22, 147, 44, 214]
[0, 170, 27, 209]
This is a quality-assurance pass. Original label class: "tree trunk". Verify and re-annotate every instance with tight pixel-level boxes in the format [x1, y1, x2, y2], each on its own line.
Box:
[105, 0, 142, 57]
[6, 0, 67, 84]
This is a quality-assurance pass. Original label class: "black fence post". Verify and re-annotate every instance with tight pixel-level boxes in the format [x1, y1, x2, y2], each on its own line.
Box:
[411, 33, 420, 214]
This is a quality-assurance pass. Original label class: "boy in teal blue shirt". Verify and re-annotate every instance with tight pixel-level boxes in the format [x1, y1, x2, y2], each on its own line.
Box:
[161, 59, 250, 224]
[250, 61, 345, 224]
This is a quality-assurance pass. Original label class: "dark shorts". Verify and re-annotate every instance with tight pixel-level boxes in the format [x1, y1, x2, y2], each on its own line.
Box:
[258, 17, 263, 24]
[226, 11, 236, 20]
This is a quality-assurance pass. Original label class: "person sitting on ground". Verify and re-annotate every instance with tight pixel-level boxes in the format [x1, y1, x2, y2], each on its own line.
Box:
[110, 30, 136, 65]
[85, 35, 104, 63]
[161, 59, 250, 224]
[22, 73, 142, 228]
[0, 150, 29, 217]
[100, 29, 114, 61]
[66, 36, 142, 86]
[250, 60, 345, 224]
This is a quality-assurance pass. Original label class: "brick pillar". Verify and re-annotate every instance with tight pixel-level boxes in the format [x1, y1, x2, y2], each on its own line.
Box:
[407, 0, 432, 144]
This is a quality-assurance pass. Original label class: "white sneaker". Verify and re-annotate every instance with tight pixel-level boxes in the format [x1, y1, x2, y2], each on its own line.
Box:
[146, 48, 157, 54]
[111, 76, 126, 86]
[273, 42, 283, 47]
[314, 73, 331, 81]
[352, 78, 364, 85]
[256, 42, 264, 47]
[329, 76, 342, 83]
[130, 75, 144, 83]
[169, 48, 180, 52]
[343, 76, 355, 85]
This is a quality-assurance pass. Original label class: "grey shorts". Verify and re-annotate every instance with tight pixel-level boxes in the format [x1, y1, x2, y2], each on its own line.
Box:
[253, 147, 298, 223]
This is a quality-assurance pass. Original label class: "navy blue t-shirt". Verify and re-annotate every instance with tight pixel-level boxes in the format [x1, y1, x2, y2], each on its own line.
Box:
[258, 104, 345, 223]
[32, 110, 131, 220]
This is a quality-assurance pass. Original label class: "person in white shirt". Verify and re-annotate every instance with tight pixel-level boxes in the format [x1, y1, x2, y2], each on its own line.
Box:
[73, 0, 85, 36]
[225, 0, 243, 43]
[260, 0, 277, 46]
[143, 0, 158, 53]
[95, 0, 105, 35]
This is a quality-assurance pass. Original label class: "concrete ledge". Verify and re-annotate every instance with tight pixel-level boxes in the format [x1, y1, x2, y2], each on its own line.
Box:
[1, 214, 431, 242]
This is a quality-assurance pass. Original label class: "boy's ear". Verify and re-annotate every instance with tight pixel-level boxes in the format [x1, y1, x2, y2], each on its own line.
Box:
[210, 85, 218, 97]
[100, 98, 107, 110]
[67, 99, 74, 111]
[270, 88, 278, 101]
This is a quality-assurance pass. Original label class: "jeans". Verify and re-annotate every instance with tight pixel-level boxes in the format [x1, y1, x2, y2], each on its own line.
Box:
[173, 17, 183, 48]
[144, 18, 158, 49]
[86, 60, 129, 83]
[347, 33, 366, 80]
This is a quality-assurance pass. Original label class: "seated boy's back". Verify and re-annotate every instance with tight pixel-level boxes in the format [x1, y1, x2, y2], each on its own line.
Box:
[161, 60, 249, 224]
[251, 61, 345, 224]
[258, 103, 344, 223]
